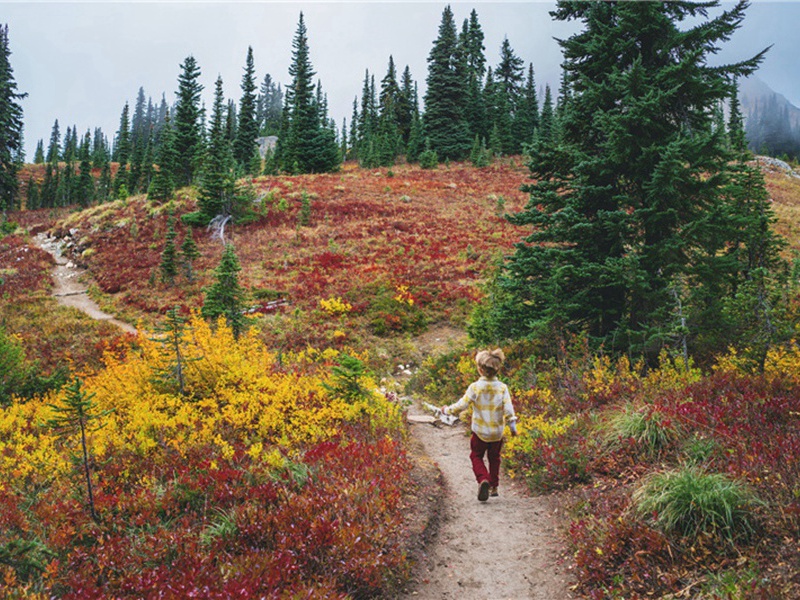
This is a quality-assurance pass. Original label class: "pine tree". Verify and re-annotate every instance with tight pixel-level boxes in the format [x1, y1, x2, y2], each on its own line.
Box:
[194, 76, 236, 224]
[537, 84, 554, 146]
[46, 119, 60, 164]
[33, 139, 44, 164]
[180, 225, 200, 282]
[173, 55, 204, 187]
[397, 66, 417, 148]
[76, 131, 94, 207]
[476, 0, 782, 363]
[148, 113, 176, 203]
[44, 377, 111, 522]
[202, 243, 248, 339]
[159, 217, 179, 285]
[234, 47, 260, 175]
[728, 78, 747, 155]
[515, 63, 539, 150]
[276, 13, 338, 174]
[423, 5, 471, 161]
[495, 37, 525, 154]
[113, 103, 130, 196]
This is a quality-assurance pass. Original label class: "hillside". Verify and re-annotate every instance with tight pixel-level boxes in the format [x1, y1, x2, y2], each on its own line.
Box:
[3, 159, 800, 598]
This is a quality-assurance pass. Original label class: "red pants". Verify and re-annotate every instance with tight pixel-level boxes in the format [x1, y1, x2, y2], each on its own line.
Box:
[470, 432, 503, 487]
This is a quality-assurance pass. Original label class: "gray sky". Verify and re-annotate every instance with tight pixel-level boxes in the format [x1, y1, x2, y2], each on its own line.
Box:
[3, 1, 799, 159]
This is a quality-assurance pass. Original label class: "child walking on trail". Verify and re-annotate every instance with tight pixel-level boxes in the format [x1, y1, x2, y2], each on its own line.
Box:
[443, 349, 518, 502]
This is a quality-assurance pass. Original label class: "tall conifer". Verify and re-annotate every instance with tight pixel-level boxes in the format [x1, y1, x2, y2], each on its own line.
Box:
[173, 55, 204, 187]
[476, 0, 782, 362]
[234, 46, 260, 175]
[423, 5, 471, 161]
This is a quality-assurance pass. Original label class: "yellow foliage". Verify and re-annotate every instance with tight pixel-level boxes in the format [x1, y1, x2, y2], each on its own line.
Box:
[0, 315, 403, 488]
[319, 296, 352, 315]
[715, 342, 800, 384]
[393, 284, 415, 306]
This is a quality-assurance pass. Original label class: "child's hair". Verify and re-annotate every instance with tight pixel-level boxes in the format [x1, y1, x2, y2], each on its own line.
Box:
[475, 348, 505, 378]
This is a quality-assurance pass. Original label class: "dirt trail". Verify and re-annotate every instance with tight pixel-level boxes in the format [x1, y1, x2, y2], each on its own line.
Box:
[405, 399, 575, 599]
[33, 233, 137, 335]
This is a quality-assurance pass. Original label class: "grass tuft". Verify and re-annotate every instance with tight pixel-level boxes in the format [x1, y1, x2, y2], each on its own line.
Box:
[632, 467, 762, 540]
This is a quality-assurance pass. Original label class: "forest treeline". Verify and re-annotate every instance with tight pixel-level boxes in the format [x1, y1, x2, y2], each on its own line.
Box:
[1, 7, 546, 216]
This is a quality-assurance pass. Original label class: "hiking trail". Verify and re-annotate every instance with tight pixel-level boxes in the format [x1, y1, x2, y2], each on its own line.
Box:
[33, 232, 137, 335]
[403, 397, 575, 599]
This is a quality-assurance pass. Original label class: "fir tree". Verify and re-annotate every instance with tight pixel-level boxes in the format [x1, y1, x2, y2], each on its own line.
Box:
[494, 37, 525, 154]
[397, 66, 417, 147]
[202, 243, 248, 339]
[113, 103, 130, 196]
[728, 78, 747, 155]
[76, 131, 94, 207]
[173, 55, 204, 187]
[475, 0, 782, 363]
[234, 46, 260, 175]
[423, 5, 471, 161]
[180, 225, 200, 282]
[537, 84, 554, 146]
[44, 377, 111, 522]
[159, 218, 178, 285]
[46, 119, 60, 164]
[33, 139, 44, 164]
[276, 13, 338, 174]
[516, 63, 539, 150]
[194, 76, 236, 223]
[150, 306, 190, 396]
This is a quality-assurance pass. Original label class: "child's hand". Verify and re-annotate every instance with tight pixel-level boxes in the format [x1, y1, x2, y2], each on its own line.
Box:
[509, 422, 518, 437]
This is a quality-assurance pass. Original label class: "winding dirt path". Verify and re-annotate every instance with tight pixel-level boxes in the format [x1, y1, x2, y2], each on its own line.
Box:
[33, 233, 137, 335]
[405, 399, 575, 599]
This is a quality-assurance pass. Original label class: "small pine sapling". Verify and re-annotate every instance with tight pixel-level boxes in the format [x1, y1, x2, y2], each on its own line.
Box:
[180, 225, 201, 282]
[159, 218, 178, 285]
[43, 378, 112, 522]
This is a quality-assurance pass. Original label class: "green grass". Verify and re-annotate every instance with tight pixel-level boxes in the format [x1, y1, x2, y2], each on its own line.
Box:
[601, 403, 680, 456]
[632, 467, 763, 541]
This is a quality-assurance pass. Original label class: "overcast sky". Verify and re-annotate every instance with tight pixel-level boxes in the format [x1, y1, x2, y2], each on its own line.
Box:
[3, 1, 800, 159]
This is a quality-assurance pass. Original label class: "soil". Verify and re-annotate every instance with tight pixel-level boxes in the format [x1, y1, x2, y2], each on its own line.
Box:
[33, 233, 137, 335]
[402, 398, 576, 599]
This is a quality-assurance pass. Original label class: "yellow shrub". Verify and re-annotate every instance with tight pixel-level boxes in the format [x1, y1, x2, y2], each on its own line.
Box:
[0, 315, 403, 488]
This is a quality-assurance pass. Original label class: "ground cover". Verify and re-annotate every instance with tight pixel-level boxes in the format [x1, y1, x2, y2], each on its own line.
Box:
[4, 158, 800, 598]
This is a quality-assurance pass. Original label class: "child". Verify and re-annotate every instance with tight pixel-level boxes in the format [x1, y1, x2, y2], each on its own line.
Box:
[443, 349, 517, 502]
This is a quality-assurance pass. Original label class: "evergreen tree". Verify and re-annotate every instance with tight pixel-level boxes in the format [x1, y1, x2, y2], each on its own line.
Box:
[397, 66, 417, 147]
[148, 112, 176, 203]
[113, 103, 130, 196]
[423, 5, 471, 161]
[195, 76, 236, 223]
[159, 217, 179, 285]
[728, 79, 747, 155]
[33, 139, 44, 164]
[234, 46, 260, 175]
[256, 73, 283, 136]
[91, 127, 109, 169]
[475, 0, 782, 362]
[537, 84, 554, 146]
[494, 37, 525, 154]
[202, 243, 248, 339]
[62, 125, 78, 163]
[180, 225, 200, 282]
[516, 63, 539, 150]
[46, 119, 60, 164]
[76, 131, 94, 206]
[173, 55, 204, 187]
[276, 13, 338, 173]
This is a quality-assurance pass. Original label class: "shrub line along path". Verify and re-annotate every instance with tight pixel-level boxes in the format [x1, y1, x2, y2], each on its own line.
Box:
[404, 398, 575, 599]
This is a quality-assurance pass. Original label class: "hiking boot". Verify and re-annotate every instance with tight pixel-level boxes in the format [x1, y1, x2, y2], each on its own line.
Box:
[489, 486, 498, 497]
[478, 480, 490, 502]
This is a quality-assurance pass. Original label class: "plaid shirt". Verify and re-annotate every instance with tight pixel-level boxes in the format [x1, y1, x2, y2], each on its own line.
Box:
[445, 377, 517, 443]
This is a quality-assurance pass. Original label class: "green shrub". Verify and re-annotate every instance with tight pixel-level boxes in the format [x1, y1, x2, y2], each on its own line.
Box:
[418, 149, 438, 170]
[632, 467, 762, 540]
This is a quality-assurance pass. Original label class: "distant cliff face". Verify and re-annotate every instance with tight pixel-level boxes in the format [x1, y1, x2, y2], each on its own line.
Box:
[740, 75, 800, 158]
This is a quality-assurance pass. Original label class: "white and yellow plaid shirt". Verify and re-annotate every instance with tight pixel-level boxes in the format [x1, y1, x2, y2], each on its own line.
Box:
[445, 377, 517, 443]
